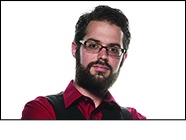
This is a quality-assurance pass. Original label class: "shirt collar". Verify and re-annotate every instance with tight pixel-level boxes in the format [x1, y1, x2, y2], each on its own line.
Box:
[63, 80, 118, 108]
[63, 80, 82, 108]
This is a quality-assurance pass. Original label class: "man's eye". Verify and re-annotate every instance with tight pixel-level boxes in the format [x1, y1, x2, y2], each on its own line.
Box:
[110, 47, 119, 53]
[88, 44, 98, 49]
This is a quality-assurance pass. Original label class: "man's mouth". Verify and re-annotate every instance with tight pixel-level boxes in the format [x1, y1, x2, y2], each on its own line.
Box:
[93, 65, 110, 72]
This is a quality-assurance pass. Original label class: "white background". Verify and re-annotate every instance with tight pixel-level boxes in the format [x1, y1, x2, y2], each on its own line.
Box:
[1, 1, 185, 119]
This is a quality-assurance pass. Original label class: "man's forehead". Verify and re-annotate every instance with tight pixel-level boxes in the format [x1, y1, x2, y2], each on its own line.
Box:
[84, 21, 124, 47]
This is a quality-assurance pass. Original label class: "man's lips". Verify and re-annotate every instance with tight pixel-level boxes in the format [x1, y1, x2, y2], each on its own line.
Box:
[93, 65, 110, 72]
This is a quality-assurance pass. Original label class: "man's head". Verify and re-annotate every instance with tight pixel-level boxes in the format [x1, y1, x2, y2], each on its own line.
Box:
[72, 5, 131, 92]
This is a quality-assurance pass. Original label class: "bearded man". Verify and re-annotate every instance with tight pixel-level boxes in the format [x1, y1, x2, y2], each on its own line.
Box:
[21, 5, 146, 119]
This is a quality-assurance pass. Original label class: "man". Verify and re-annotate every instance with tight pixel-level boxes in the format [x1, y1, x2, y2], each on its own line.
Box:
[21, 5, 146, 119]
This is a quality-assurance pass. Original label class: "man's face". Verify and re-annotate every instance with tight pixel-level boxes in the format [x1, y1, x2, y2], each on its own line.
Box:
[74, 21, 125, 92]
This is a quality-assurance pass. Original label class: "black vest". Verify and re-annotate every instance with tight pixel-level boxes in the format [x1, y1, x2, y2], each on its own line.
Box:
[45, 91, 132, 120]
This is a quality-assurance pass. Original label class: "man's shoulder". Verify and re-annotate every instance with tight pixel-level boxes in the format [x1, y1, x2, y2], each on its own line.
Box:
[119, 106, 133, 119]
[126, 107, 146, 119]
[24, 96, 49, 106]
[45, 91, 64, 108]
[21, 96, 55, 119]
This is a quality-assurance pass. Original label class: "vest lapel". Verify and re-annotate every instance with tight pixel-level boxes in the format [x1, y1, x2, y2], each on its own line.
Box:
[46, 93, 85, 120]
[102, 101, 124, 120]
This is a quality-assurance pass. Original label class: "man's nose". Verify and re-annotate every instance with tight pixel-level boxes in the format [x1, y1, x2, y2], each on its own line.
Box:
[97, 47, 108, 61]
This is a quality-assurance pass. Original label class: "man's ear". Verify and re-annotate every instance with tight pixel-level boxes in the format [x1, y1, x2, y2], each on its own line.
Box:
[124, 52, 128, 60]
[71, 42, 77, 58]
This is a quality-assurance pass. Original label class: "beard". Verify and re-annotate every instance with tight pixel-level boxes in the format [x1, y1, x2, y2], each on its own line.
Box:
[75, 59, 120, 93]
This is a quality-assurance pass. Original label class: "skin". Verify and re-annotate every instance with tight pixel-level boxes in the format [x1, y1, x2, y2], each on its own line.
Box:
[72, 21, 126, 107]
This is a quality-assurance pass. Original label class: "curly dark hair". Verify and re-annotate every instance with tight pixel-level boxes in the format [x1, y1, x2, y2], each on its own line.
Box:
[74, 5, 131, 67]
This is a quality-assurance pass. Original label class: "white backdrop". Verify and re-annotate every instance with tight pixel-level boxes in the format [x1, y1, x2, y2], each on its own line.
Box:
[1, 1, 185, 119]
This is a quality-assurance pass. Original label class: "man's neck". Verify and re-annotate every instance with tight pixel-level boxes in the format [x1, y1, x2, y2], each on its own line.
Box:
[73, 80, 107, 108]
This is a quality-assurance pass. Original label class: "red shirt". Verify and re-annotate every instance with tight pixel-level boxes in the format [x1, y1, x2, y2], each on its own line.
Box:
[21, 80, 146, 119]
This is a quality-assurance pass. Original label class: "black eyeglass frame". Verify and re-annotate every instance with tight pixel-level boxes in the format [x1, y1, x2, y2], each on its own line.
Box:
[79, 40, 126, 57]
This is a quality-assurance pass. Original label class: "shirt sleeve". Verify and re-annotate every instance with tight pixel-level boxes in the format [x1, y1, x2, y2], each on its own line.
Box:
[21, 96, 56, 119]
[127, 107, 146, 119]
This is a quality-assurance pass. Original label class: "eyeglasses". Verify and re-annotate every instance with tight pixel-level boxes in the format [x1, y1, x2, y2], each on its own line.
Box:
[79, 40, 126, 57]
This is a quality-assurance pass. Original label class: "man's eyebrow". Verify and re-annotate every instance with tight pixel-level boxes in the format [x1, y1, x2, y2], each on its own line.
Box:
[109, 43, 121, 48]
[87, 38, 100, 43]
